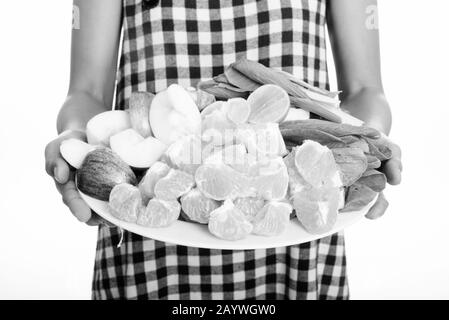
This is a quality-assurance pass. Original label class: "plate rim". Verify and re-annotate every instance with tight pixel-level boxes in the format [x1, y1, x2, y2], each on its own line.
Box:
[80, 191, 378, 250]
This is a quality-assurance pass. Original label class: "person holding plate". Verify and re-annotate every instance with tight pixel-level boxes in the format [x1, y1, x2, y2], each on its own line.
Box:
[45, 0, 402, 299]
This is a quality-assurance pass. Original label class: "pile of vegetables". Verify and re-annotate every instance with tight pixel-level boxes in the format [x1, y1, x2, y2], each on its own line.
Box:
[199, 59, 363, 126]
[281, 120, 390, 214]
[61, 59, 392, 241]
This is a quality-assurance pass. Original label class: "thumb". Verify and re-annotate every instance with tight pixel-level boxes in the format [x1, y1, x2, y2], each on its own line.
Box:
[366, 192, 389, 220]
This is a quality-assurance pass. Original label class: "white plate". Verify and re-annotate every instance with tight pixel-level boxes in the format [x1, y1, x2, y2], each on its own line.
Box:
[80, 192, 377, 250]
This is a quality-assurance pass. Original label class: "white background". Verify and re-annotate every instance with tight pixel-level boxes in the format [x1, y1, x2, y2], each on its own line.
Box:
[0, 0, 448, 299]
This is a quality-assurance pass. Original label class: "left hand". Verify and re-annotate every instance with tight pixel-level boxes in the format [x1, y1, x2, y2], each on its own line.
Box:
[366, 136, 402, 219]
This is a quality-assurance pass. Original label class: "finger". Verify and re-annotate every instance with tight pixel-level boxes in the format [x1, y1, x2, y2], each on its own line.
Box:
[53, 157, 71, 184]
[388, 140, 402, 159]
[86, 214, 102, 226]
[86, 212, 115, 227]
[45, 142, 69, 183]
[366, 193, 389, 220]
[377, 134, 402, 155]
[45, 130, 86, 177]
[55, 183, 100, 226]
[383, 157, 402, 185]
[45, 142, 60, 176]
[60, 180, 92, 223]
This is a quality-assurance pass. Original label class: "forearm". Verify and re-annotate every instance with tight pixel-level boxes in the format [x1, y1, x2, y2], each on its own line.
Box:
[57, 0, 122, 134]
[57, 91, 110, 134]
[341, 87, 392, 135]
[327, 0, 391, 133]
[327, 0, 383, 92]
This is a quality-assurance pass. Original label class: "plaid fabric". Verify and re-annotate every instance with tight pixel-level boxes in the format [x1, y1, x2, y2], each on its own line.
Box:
[115, 0, 329, 107]
[92, 0, 349, 300]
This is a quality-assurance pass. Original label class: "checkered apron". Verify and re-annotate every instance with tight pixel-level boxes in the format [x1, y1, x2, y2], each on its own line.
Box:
[92, 0, 349, 300]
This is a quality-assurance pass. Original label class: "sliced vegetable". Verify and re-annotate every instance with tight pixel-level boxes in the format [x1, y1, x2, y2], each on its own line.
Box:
[149, 84, 201, 145]
[252, 201, 292, 237]
[357, 169, 387, 192]
[137, 198, 181, 227]
[293, 140, 342, 189]
[138, 161, 170, 202]
[223, 98, 251, 125]
[60, 139, 96, 169]
[129, 92, 154, 138]
[110, 128, 167, 169]
[109, 183, 144, 223]
[282, 127, 345, 146]
[76, 148, 137, 201]
[180, 188, 220, 224]
[341, 182, 378, 213]
[247, 84, 290, 124]
[86, 110, 131, 146]
[208, 200, 253, 240]
[293, 186, 340, 235]
[224, 66, 261, 91]
[332, 147, 368, 186]
[363, 137, 393, 161]
[231, 59, 309, 98]
[280, 119, 380, 139]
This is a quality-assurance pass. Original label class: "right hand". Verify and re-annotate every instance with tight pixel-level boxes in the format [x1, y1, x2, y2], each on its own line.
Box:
[45, 130, 103, 226]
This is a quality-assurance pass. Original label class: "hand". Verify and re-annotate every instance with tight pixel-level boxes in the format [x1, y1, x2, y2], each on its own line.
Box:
[44, 130, 104, 226]
[366, 136, 402, 219]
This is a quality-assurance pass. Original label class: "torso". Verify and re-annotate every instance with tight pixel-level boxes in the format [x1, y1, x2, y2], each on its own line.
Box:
[116, 0, 329, 107]
[92, 0, 348, 300]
